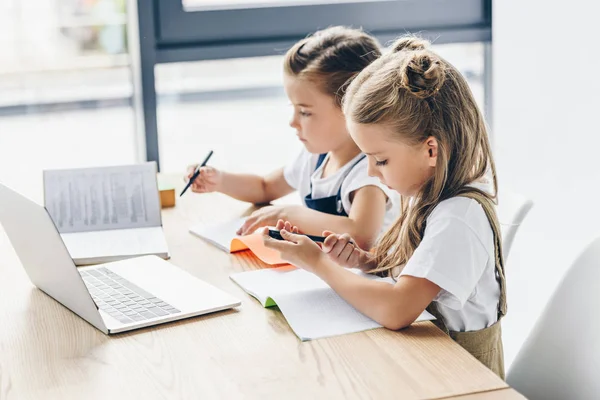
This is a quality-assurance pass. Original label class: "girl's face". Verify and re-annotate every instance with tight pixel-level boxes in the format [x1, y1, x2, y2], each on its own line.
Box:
[347, 121, 438, 197]
[284, 74, 350, 154]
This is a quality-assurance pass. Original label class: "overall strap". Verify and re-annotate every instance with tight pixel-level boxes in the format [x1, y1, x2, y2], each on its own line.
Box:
[333, 154, 367, 214]
[315, 153, 328, 172]
[457, 189, 507, 319]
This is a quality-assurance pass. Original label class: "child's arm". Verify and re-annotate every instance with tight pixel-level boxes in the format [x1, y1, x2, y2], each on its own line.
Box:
[318, 263, 440, 330]
[238, 186, 387, 249]
[219, 168, 294, 204]
[186, 166, 294, 204]
[262, 230, 440, 330]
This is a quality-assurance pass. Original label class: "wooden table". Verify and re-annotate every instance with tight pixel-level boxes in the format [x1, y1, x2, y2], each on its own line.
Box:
[0, 178, 523, 400]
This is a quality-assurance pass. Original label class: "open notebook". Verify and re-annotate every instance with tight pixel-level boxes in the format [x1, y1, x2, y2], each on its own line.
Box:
[230, 267, 435, 341]
[43, 162, 169, 266]
[190, 218, 287, 265]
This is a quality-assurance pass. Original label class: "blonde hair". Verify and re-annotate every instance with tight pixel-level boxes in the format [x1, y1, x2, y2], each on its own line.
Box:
[284, 26, 381, 106]
[343, 36, 499, 276]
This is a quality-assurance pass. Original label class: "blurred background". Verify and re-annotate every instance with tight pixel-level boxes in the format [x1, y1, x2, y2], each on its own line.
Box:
[1, 0, 599, 371]
[0, 0, 484, 199]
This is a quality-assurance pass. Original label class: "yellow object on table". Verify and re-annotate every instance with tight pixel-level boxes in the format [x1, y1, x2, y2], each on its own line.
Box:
[159, 185, 176, 208]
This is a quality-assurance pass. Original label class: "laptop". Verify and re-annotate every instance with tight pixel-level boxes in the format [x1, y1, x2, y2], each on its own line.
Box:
[0, 183, 241, 334]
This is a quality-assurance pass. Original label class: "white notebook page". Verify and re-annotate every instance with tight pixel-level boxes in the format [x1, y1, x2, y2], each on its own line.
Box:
[231, 267, 434, 341]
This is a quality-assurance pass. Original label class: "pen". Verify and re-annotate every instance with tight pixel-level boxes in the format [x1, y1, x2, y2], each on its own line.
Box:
[180, 150, 214, 197]
[267, 229, 354, 245]
[268, 229, 326, 243]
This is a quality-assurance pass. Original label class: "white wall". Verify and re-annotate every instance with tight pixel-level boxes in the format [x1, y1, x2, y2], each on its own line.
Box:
[493, 0, 600, 368]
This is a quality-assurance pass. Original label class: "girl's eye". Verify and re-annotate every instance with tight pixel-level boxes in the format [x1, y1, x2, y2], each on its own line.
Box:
[375, 159, 388, 166]
[299, 110, 312, 117]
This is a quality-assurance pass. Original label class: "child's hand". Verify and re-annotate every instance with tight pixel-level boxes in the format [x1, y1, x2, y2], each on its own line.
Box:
[261, 228, 325, 274]
[184, 165, 222, 194]
[322, 231, 374, 270]
[237, 206, 286, 236]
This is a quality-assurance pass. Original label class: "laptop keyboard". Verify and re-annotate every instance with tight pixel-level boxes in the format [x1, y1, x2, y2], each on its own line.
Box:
[80, 267, 180, 324]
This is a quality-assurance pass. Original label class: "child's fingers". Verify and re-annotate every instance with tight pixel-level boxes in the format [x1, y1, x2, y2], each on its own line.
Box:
[191, 180, 203, 190]
[280, 229, 305, 245]
[322, 230, 336, 237]
[347, 248, 361, 268]
[191, 180, 208, 192]
[243, 221, 261, 235]
[339, 233, 354, 243]
[277, 221, 301, 234]
[262, 234, 293, 251]
[330, 239, 351, 258]
[237, 217, 255, 235]
[322, 235, 339, 253]
[185, 166, 202, 183]
[339, 242, 354, 263]
[185, 165, 198, 179]
[197, 169, 212, 184]
[199, 166, 214, 176]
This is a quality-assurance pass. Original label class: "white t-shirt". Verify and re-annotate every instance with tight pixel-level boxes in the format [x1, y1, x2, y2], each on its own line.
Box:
[399, 192, 501, 332]
[283, 149, 400, 233]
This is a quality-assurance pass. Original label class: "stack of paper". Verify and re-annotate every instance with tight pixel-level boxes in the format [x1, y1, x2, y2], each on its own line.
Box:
[43, 162, 169, 265]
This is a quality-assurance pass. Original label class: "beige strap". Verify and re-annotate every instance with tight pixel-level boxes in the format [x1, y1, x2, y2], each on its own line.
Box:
[457, 189, 507, 318]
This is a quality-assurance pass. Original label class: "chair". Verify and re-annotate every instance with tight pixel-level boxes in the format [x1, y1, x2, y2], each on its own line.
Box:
[506, 237, 600, 399]
[497, 191, 534, 261]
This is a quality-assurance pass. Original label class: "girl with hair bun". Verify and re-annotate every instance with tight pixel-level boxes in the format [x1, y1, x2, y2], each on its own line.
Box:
[264, 35, 506, 378]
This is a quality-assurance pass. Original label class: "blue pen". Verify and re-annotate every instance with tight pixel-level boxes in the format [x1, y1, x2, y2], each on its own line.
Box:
[180, 150, 214, 197]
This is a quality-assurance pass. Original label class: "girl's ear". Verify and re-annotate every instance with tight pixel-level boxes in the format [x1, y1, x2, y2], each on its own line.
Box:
[426, 136, 438, 167]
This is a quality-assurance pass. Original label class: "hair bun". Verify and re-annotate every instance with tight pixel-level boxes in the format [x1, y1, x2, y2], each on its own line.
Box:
[391, 36, 430, 53]
[399, 51, 445, 99]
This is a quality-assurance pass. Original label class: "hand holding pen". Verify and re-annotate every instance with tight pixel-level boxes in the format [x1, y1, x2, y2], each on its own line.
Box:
[181, 150, 215, 196]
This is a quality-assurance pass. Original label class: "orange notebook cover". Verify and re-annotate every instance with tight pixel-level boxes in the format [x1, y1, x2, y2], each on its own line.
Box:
[189, 218, 288, 266]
